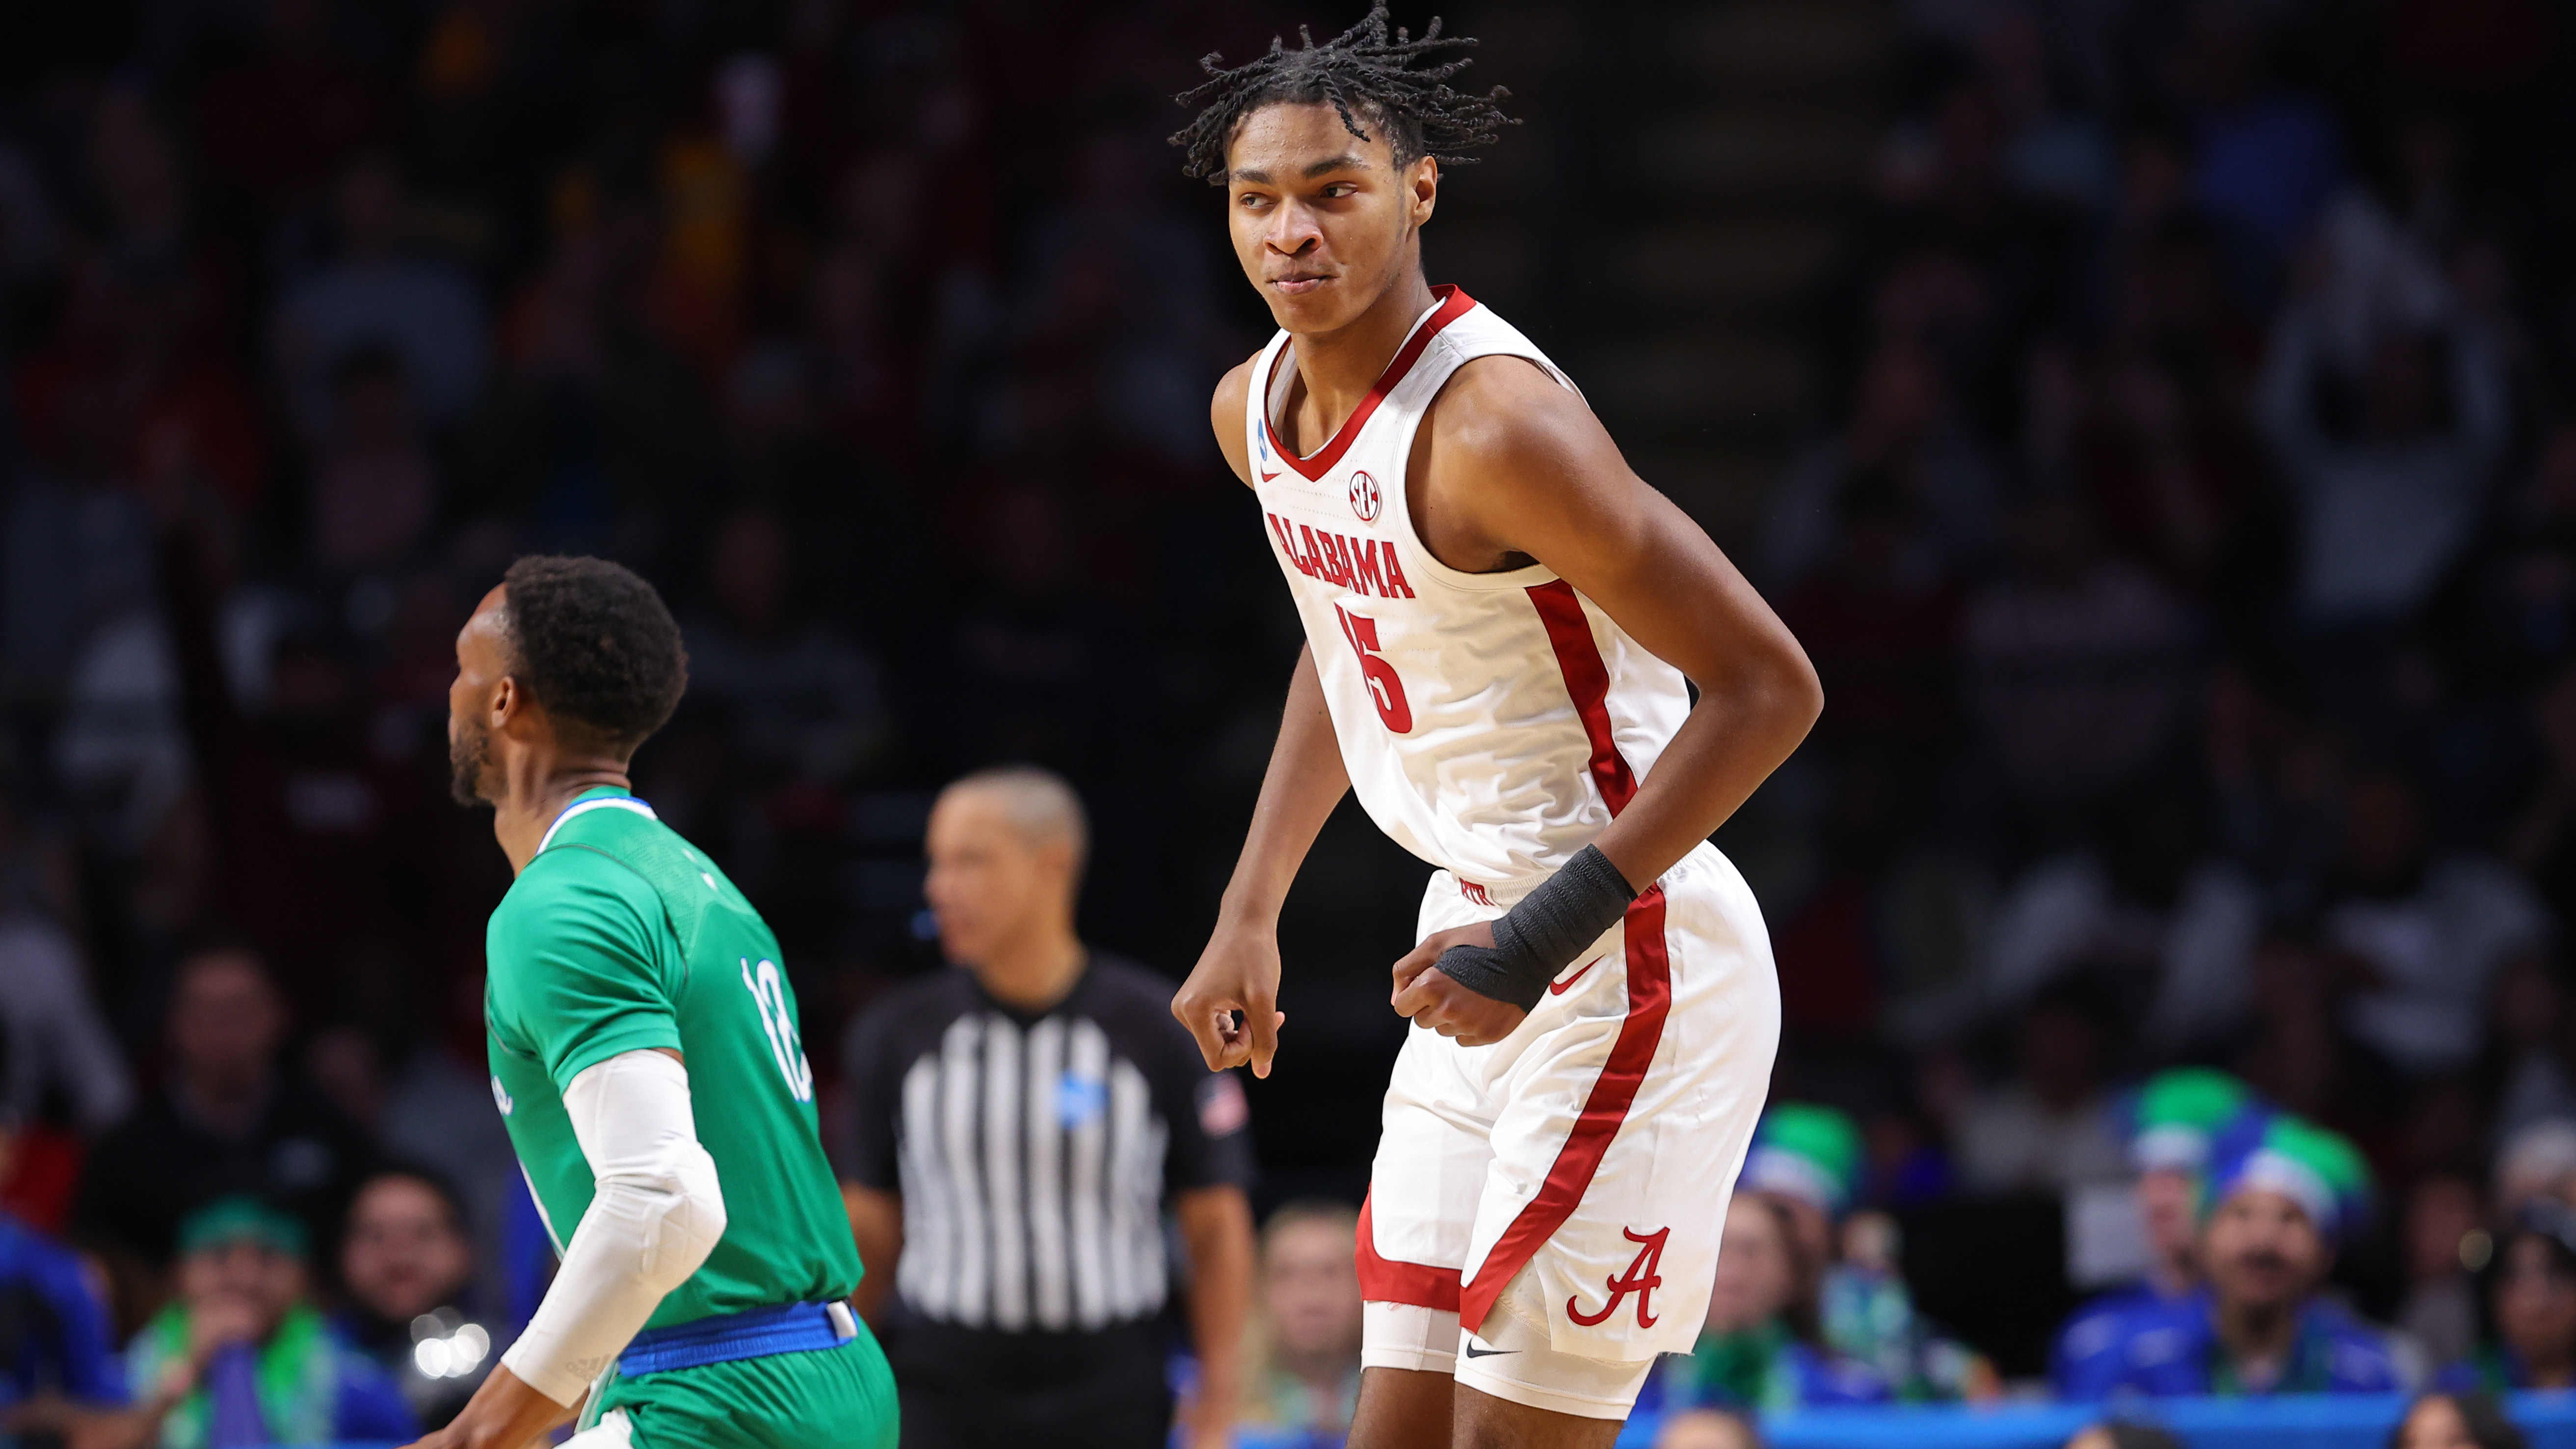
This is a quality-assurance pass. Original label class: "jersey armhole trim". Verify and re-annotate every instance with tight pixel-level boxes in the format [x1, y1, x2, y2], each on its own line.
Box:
[1381, 338, 1574, 594]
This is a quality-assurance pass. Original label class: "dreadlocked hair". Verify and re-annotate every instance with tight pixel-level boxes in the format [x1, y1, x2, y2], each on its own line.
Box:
[1169, 4, 1515, 183]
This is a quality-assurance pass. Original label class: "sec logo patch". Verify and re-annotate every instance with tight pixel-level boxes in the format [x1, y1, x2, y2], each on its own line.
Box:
[1349, 470, 1382, 522]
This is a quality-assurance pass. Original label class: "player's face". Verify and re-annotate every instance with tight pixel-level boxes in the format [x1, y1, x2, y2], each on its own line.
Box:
[1224, 102, 1438, 335]
[2202, 1189, 2326, 1312]
[448, 586, 510, 805]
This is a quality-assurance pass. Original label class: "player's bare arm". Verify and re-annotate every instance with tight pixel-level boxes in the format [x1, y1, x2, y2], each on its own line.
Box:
[1170, 354, 1358, 1077]
[1171, 640, 1346, 1076]
[1387, 359, 1822, 1045]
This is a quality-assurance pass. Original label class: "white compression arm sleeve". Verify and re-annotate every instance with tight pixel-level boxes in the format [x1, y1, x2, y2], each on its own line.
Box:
[500, 1049, 729, 1406]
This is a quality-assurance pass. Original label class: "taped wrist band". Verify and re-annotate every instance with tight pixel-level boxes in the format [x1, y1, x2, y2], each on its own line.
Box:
[1433, 845, 1636, 1011]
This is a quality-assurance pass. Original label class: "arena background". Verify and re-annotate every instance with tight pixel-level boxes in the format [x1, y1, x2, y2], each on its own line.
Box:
[3, 0, 2576, 1443]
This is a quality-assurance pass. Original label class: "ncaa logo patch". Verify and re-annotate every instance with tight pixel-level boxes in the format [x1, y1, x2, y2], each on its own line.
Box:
[1348, 470, 1382, 522]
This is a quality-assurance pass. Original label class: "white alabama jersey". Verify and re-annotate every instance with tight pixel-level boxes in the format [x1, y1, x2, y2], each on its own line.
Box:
[1248, 286, 1689, 893]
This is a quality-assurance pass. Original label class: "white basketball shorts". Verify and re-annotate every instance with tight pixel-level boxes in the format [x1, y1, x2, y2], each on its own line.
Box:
[1356, 842, 1781, 1419]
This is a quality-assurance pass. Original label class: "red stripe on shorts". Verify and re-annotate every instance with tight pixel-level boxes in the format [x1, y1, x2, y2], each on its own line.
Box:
[1456, 884, 1673, 1334]
[1526, 580, 1637, 816]
[1355, 1193, 1462, 1312]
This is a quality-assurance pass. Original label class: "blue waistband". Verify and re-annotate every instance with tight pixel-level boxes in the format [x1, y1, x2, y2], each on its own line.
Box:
[617, 1301, 855, 1377]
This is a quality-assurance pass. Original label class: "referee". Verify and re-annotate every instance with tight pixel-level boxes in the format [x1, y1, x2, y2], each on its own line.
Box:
[840, 767, 1255, 1449]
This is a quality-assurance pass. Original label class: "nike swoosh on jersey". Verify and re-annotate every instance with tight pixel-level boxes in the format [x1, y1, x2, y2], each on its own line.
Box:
[1463, 1343, 1517, 1358]
[1548, 957, 1604, 996]
[1259, 468, 1281, 482]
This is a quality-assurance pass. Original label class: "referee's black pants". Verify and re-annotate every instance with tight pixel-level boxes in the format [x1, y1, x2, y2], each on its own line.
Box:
[886, 1319, 1173, 1449]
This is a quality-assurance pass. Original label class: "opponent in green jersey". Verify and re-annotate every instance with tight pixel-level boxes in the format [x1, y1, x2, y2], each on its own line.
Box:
[415, 556, 895, 1449]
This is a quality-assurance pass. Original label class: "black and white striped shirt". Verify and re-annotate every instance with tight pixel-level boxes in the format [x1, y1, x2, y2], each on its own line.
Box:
[841, 955, 1252, 1333]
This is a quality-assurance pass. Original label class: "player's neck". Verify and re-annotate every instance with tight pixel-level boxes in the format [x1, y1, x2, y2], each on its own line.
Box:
[492, 751, 635, 875]
[1282, 268, 1438, 445]
[970, 926, 1086, 1014]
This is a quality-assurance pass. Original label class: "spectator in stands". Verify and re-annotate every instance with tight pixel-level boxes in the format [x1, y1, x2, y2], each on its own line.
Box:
[271, 153, 486, 433]
[1742, 1104, 1992, 1400]
[0, 1030, 125, 1423]
[120, 1194, 415, 1447]
[2256, 245, 2507, 632]
[74, 946, 374, 1268]
[1981, 782, 2262, 1055]
[1654, 1407, 1762, 1449]
[2054, 1069, 2259, 1395]
[2318, 769, 2546, 1077]
[2397, 1173, 2487, 1370]
[2392, 1392, 2529, 1449]
[1234, 1201, 1362, 1444]
[1956, 489, 2193, 820]
[301, 343, 441, 575]
[1955, 978, 2128, 1194]
[0, 783, 133, 1137]
[2437, 1201, 2576, 1393]
[1657, 1194, 1886, 1412]
[2070, 1113, 2400, 1396]
[2495, 1121, 2576, 1220]
[334, 1168, 490, 1429]
[2065, 1426, 2185, 1449]
[839, 766, 1253, 1449]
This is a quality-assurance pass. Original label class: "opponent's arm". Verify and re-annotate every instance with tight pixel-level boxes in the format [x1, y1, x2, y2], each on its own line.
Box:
[1171, 643, 1347, 1076]
[408, 1048, 727, 1449]
[1392, 360, 1821, 1042]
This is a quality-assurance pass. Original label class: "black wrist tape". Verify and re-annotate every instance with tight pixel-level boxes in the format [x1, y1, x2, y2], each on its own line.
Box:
[1433, 845, 1638, 1011]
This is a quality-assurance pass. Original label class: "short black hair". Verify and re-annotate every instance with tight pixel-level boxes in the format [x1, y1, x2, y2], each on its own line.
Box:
[499, 555, 687, 754]
[1169, 4, 1515, 183]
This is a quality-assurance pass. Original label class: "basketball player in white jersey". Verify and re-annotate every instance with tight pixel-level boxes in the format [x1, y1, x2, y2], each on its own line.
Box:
[1166, 9, 1822, 1449]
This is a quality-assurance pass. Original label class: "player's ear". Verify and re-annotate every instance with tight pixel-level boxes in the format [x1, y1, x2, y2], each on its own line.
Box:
[1408, 155, 1438, 227]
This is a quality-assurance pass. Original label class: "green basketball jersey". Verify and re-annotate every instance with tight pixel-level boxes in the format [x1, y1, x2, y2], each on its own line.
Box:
[485, 788, 861, 1331]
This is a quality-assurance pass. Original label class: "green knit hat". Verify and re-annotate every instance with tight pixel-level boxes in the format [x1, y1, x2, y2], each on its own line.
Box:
[2127, 1068, 2258, 1173]
[1742, 1103, 1864, 1216]
[2204, 1113, 2372, 1239]
[177, 1195, 308, 1259]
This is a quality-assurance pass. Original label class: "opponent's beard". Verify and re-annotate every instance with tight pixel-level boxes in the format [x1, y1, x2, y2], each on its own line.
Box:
[449, 714, 492, 807]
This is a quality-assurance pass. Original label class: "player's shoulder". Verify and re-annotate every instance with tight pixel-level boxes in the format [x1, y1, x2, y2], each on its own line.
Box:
[1426, 350, 1593, 456]
[1212, 348, 1263, 417]
[1209, 346, 1265, 486]
[505, 841, 657, 902]
[491, 843, 662, 944]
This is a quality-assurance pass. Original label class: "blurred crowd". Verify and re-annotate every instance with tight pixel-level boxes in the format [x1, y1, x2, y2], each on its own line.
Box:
[1724, 0, 2576, 1415]
[5, 0, 2576, 1443]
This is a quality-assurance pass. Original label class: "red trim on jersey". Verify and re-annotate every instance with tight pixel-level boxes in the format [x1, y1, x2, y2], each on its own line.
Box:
[1264, 285, 1477, 483]
[1457, 885, 1673, 1334]
[1355, 1193, 1462, 1312]
[1527, 580, 1640, 815]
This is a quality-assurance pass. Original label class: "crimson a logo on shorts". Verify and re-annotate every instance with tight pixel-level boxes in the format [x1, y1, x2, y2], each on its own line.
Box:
[1568, 1226, 1670, 1329]
[1348, 470, 1382, 522]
